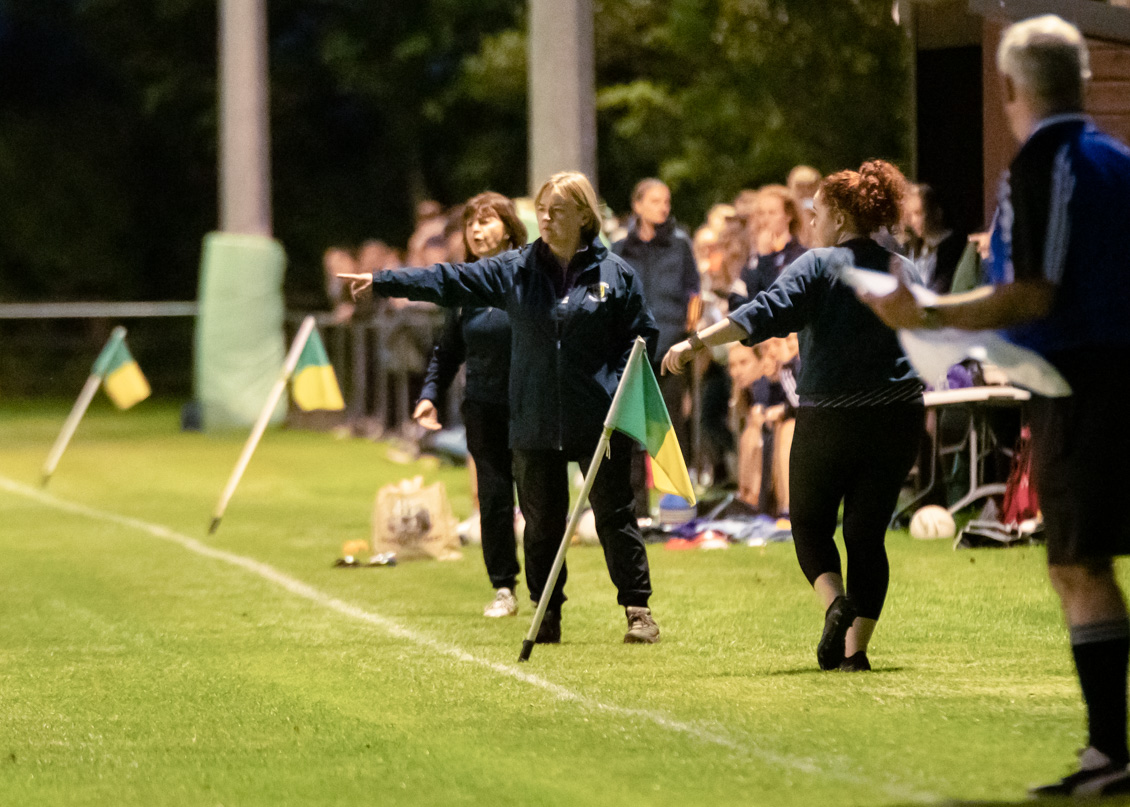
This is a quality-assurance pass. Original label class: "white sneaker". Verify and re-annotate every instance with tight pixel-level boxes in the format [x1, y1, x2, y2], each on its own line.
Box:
[483, 588, 518, 618]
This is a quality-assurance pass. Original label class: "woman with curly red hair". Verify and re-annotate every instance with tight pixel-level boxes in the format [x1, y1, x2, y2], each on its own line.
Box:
[662, 160, 925, 672]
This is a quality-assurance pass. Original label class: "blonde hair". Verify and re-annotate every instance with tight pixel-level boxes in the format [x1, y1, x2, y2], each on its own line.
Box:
[755, 184, 803, 239]
[997, 15, 1090, 110]
[535, 171, 603, 242]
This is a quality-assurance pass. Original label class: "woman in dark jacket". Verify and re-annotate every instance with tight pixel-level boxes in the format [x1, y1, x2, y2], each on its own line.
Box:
[663, 160, 925, 672]
[342, 172, 662, 645]
[413, 192, 527, 619]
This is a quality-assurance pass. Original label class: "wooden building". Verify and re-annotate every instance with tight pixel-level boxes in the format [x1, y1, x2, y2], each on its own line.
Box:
[906, 0, 1130, 235]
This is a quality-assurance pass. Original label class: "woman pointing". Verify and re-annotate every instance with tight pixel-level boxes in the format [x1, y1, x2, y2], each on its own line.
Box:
[342, 172, 662, 645]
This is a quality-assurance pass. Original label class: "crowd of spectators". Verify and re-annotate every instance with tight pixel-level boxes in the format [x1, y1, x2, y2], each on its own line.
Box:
[317, 163, 972, 521]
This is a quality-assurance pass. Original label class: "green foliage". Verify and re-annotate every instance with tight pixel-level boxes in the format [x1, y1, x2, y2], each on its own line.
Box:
[592, 0, 912, 218]
[0, 0, 909, 308]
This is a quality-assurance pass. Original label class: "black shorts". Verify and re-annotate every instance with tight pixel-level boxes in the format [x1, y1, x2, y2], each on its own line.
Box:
[1031, 349, 1130, 566]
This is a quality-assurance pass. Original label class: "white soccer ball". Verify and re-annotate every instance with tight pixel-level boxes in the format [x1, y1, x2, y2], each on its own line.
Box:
[909, 505, 956, 540]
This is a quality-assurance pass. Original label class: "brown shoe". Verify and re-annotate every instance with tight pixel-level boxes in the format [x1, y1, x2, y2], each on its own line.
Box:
[624, 606, 660, 644]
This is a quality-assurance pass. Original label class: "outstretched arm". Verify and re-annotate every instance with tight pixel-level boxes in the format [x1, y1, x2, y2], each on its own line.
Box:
[339, 272, 373, 299]
[339, 254, 513, 308]
[661, 318, 749, 375]
[858, 275, 1054, 332]
[665, 251, 820, 375]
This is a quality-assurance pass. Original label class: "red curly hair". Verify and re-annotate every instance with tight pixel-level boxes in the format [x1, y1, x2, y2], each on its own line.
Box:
[819, 160, 907, 236]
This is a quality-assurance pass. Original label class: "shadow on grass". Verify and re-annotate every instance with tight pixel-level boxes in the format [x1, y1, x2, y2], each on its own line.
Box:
[889, 801, 1128, 807]
[764, 666, 908, 676]
[890, 795, 1130, 806]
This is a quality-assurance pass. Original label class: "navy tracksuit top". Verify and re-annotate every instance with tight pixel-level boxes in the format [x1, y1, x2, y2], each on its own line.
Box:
[370, 237, 659, 454]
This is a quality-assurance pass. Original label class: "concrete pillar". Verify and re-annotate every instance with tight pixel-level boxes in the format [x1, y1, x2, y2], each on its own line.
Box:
[528, 0, 597, 195]
[218, 0, 272, 236]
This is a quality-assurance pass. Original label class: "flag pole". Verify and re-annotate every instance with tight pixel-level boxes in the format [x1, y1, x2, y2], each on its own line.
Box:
[209, 315, 316, 534]
[41, 326, 129, 487]
[519, 338, 648, 662]
[41, 375, 102, 487]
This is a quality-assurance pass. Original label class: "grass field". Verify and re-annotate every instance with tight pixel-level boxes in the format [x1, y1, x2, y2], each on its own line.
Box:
[1, 400, 1125, 806]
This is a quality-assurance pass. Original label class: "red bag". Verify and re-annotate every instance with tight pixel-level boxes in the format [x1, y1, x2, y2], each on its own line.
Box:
[1000, 424, 1039, 526]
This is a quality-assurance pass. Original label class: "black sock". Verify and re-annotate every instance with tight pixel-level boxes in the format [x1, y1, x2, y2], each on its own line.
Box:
[1070, 619, 1130, 766]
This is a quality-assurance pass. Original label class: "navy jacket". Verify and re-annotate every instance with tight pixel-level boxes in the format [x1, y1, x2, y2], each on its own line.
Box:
[370, 238, 658, 453]
[612, 218, 699, 357]
[727, 238, 921, 402]
[419, 306, 511, 408]
[742, 238, 808, 298]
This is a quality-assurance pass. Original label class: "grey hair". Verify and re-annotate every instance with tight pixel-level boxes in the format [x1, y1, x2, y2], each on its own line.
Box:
[997, 15, 1091, 110]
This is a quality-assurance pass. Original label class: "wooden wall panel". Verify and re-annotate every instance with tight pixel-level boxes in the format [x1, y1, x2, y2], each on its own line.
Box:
[981, 27, 1130, 225]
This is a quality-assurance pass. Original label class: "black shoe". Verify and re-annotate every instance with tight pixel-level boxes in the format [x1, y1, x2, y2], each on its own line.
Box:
[817, 596, 856, 671]
[1030, 747, 1130, 797]
[535, 610, 560, 644]
[840, 651, 871, 672]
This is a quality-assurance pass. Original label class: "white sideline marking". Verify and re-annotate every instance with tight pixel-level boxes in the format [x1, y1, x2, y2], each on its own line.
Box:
[0, 476, 933, 802]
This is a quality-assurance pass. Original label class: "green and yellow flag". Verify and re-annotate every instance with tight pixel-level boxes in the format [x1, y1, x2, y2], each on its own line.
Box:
[291, 327, 345, 411]
[608, 343, 696, 505]
[92, 327, 150, 409]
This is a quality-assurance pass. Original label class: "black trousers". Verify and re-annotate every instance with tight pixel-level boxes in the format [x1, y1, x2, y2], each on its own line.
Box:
[513, 431, 652, 611]
[463, 399, 520, 591]
[790, 404, 923, 620]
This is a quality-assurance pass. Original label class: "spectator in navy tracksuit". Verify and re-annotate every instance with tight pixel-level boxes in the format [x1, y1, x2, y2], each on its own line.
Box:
[613, 178, 700, 515]
[414, 192, 528, 620]
[664, 160, 925, 674]
[342, 172, 663, 645]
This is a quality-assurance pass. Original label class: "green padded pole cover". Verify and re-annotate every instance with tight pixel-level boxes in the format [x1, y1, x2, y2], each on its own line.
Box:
[195, 232, 287, 430]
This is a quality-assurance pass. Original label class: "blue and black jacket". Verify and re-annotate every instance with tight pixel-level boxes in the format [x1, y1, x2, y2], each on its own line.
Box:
[987, 115, 1130, 362]
[370, 237, 658, 453]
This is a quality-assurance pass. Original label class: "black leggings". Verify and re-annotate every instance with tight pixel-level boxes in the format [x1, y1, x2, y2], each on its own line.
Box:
[790, 404, 924, 620]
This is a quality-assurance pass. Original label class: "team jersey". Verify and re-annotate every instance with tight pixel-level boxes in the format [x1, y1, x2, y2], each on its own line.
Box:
[987, 115, 1130, 359]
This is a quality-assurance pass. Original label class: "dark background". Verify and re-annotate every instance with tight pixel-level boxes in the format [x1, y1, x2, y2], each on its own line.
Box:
[0, 0, 913, 395]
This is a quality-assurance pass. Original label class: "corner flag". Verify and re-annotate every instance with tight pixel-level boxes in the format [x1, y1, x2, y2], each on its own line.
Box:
[41, 326, 149, 486]
[92, 327, 150, 410]
[210, 316, 343, 533]
[518, 337, 695, 662]
[607, 339, 696, 505]
[291, 327, 345, 411]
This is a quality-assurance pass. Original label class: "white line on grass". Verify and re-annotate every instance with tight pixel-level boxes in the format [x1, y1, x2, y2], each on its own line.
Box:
[0, 476, 934, 802]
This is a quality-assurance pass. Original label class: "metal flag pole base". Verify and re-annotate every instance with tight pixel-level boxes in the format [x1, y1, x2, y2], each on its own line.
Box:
[518, 425, 614, 662]
[519, 639, 535, 663]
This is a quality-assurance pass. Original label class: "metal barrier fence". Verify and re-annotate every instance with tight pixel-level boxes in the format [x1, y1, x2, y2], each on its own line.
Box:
[0, 302, 445, 436]
[298, 308, 449, 436]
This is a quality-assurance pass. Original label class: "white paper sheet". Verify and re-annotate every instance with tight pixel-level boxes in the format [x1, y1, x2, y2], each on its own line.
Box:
[837, 266, 1071, 397]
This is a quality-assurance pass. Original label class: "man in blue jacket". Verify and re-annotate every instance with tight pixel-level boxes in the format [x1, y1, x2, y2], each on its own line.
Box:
[862, 15, 1130, 798]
